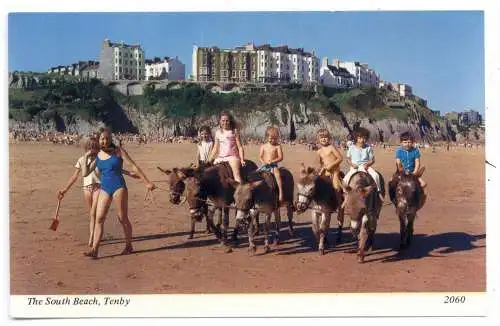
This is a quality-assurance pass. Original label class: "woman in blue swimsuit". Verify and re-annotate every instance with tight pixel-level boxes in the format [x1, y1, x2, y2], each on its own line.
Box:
[82, 128, 155, 258]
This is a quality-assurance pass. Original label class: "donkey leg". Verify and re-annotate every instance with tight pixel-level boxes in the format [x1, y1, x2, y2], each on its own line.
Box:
[274, 208, 281, 246]
[188, 218, 196, 240]
[358, 215, 369, 263]
[262, 213, 271, 254]
[222, 207, 232, 253]
[312, 212, 321, 251]
[398, 213, 408, 250]
[365, 215, 377, 251]
[205, 207, 215, 234]
[286, 203, 295, 237]
[318, 213, 332, 256]
[247, 214, 256, 254]
[252, 213, 260, 237]
[336, 206, 345, 244]
[407, 213, 416, 248]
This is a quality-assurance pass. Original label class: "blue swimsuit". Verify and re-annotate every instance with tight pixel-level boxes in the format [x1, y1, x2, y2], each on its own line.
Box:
[96, 153, 126, 196]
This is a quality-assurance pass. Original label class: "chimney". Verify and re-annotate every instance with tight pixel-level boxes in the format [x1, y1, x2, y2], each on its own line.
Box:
[333, 58, 340, 68]
[321, 57, 328, 67]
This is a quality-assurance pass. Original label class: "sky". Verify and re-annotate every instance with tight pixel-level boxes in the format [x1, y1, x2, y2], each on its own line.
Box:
[8, 11, 484, 115]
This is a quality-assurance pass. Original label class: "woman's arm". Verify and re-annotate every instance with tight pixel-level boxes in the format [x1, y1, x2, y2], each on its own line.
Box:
[57, 168, 80, 199]
[208, 139, 219, 163]
[413, 158, 421, 175]
[328, 146, 343, 168]
[363, 146, 375, 168]
[235, 131, 245, 164]
[118, 147, 154, 188]
[122, 169, 140, 179]
[270, 145, 284, 164]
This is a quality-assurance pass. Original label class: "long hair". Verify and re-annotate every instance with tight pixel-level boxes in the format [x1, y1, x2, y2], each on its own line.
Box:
[199, 125, 213, 141]
[84, 135, 100, 153]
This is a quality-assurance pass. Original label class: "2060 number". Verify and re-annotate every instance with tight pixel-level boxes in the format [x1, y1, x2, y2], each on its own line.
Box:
[444, 296, 466, 303]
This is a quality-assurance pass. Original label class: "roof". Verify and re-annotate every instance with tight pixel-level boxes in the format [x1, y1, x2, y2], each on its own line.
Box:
[104, 39, 142, 50]
[327, 65, 354, 77]
[196, 43, 315, 57]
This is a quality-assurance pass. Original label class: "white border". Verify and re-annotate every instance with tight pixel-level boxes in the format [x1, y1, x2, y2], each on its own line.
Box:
[3, 0, 499, 324]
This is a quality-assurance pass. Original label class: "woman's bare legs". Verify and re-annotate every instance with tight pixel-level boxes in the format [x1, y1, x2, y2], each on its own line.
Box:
[83, 190, 94, 247]
[87, 191, 112, 258]
[113, 188, 133, 253]
[228, 159, 242, 183]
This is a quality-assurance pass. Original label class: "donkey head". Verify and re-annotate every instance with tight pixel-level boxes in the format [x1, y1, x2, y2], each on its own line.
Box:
[295, 163, 318, 213]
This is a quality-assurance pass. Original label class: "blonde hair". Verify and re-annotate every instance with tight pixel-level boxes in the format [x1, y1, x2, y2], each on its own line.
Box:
[265, 126, 280, 140]
[84, 135, 99, 152]
[316, 128, 331, 141]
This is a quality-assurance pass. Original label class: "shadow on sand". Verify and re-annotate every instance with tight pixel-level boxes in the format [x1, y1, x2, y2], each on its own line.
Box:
[91, 219, 485, 263]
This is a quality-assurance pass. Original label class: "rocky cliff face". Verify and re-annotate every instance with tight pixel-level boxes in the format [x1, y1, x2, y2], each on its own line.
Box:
[120, 102, 484, 143]
[10, 100, 483, 143]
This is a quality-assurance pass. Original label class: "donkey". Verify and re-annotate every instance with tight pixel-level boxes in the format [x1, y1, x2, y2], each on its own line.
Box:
[157, 165, 216, 239]
[181, 160, 258, 252]
[388, 168, 426, 250]
[295, 165, 341, 255]
[232, 168, 295, 254]
[343, 170, 384, 263]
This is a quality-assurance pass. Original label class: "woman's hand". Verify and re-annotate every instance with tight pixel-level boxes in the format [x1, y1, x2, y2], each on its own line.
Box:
[56, 189, 66, 200]
[146, 182, 156, 191]
[129, 171, 141, 179]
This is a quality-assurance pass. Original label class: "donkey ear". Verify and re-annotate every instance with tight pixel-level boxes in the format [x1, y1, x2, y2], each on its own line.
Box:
[227, 178, 240, 188]
[174, 168, 187, 180]
[300, 162, 306, 173]
[306, 167, 316, 175]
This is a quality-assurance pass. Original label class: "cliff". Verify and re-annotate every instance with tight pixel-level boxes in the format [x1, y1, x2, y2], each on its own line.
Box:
[8, 79, 483, 143]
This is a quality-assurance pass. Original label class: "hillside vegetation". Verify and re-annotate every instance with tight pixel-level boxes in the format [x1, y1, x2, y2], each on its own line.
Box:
[9, 78, 439, 135]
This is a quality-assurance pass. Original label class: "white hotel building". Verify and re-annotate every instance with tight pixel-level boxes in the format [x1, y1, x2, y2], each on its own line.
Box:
[98, 38, 145, 81]
[254, 44, 320, 84]
[334, 59, 380, 87]
[319, 57, 356, 88]
[145, 56, 186, 81]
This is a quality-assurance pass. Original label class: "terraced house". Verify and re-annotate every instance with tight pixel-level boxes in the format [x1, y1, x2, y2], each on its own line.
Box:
[145, 56, 185, 81]
[192, 44, 258, 83]
[192, 43, 319, 84]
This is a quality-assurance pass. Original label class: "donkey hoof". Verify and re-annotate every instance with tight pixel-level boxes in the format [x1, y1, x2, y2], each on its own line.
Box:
[248, 246, 257, 254]
[319, 248, 325, 256]
[263, 246, 271, 254]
